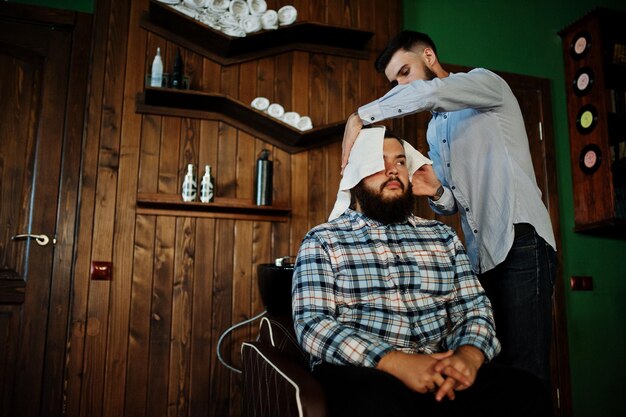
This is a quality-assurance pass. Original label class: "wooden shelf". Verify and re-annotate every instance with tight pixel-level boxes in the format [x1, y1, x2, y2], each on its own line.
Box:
[141, 0, 374, 65]
[136, 87, 345, 153]
[136, 193, 291, 221]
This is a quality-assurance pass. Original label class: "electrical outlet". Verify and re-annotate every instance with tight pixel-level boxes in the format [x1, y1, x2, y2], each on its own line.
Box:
[91, 261, 113, 281]
[570, 275, 593, 291]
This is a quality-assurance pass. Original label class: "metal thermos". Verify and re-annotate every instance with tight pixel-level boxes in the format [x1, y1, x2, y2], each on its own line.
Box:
[255, 149, 273, 206]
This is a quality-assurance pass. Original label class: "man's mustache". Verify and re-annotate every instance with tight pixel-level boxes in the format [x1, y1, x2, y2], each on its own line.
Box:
[381, 176, 404, 191]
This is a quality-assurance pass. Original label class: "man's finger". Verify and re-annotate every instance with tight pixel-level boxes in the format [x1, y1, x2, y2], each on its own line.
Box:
[438, 365, 471, 387]
[433, 373, 455, 400]
[435, 377, 456, 402]
[430, 350, 454, 360]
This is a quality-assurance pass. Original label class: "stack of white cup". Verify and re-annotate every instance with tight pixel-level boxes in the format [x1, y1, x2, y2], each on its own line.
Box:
[251, 97, 313, 131]
[166, 0, 298, 37]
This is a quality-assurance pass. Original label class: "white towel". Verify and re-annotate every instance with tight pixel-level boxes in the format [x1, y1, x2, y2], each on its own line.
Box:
[329, 125, 432, 221]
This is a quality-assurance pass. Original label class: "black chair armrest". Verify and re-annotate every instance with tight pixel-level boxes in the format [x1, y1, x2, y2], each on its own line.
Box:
[241, 341, 326, 417]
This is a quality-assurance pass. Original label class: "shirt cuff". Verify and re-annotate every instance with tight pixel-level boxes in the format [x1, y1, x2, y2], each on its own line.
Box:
[430, 185, 453, 208]
[358, 100, 384, 125]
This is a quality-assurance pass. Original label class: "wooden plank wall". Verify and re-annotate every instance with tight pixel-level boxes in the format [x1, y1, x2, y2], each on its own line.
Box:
[65, 1, 407, 416]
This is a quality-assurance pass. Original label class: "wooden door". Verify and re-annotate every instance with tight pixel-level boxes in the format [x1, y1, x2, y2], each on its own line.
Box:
[506, 76, 572, 417]
[0, 5, 91, 417]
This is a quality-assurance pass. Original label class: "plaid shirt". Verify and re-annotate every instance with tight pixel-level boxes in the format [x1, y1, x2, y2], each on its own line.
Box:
[292, 209, 500, 369]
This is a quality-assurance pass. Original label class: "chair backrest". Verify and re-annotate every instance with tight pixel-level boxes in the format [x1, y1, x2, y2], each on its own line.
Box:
[258, 315, 310, 368]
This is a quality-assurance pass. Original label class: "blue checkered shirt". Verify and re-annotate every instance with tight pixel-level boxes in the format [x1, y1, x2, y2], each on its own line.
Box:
[292, 209, 500, 369]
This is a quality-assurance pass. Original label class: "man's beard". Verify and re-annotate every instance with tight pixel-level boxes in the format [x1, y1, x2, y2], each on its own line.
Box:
[353, 178, 415, 224]
[423, 62, 437, 81]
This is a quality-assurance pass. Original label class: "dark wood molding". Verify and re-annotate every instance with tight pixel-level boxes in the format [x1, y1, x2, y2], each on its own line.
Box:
[136, 87, 345, 153]
[141, 0, 374, 65]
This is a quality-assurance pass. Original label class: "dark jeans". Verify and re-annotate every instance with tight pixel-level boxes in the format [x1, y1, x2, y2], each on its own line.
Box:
[313, 362, 553, 417]
[479, 225, 556, 386]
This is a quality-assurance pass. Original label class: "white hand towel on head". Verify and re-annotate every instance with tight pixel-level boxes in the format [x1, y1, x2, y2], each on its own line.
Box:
[328, 125, 433, 221]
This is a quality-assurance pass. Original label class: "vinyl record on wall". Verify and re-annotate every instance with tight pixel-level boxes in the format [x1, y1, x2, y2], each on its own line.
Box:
[579, 143, 602, 174]
[575, 104, 598, 134]
[572, 67, 595, 96]
[570, 30, 592, 59]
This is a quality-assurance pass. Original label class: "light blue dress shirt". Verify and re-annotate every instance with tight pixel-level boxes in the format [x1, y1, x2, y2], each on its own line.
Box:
[358, 68, 556, 273]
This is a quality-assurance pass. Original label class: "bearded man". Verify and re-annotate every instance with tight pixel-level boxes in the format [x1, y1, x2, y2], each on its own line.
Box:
[291, 127, 552, 417]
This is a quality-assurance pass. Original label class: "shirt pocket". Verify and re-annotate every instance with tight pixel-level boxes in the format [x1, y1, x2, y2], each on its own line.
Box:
[413, 250, 456, 298]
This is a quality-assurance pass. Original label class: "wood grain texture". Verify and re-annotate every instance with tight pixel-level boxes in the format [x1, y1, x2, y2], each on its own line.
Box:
[66, 2, 403, 417]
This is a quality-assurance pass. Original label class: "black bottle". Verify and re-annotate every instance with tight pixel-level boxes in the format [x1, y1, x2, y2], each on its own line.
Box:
[255, 149, 273, 206]
[171, 48, 184, 89]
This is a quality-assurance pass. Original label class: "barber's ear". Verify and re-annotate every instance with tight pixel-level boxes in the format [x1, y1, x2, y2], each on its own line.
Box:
[422, 47, 437, 66]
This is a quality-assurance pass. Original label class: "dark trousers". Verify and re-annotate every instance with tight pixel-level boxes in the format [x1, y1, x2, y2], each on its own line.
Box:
[313, 362, 553, 417]
[479, 226, 556, 386]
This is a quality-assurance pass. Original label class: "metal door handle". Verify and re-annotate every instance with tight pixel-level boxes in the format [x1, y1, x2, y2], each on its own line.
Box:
[11, 233, 54, 246]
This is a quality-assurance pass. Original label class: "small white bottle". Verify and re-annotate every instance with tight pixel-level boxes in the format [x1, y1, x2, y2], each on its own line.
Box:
[200, 165, 214, 203]
[150, 47, 163, 87]
[182, 164, 197, 202]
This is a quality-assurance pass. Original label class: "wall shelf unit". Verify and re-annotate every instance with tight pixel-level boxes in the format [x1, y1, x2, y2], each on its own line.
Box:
[141, 0, 374, 65]
[136, 193, 291, 222]
[136, 87, 345, 153]
[560, 7, 626, 236]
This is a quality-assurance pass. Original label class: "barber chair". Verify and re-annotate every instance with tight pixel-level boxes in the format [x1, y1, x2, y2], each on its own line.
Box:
[241, 260, 327, 417]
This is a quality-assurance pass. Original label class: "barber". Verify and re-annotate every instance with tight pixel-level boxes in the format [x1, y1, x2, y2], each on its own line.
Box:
[341, 30, 557, 387]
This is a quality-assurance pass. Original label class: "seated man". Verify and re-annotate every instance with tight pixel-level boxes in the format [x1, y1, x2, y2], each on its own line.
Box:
[292, 126, 552, 417]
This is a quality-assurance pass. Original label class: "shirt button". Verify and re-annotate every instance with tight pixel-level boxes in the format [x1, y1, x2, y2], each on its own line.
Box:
[443, 114, 448, 119]
[473, 229, 478, 234]
[442, 139, 447, 143]
[446, 163, 450, 167]
[451, 186, 455, 190]
[465, 207, 470, 212]
[397, 109, 402, 113]
[370, 117, 375, 121]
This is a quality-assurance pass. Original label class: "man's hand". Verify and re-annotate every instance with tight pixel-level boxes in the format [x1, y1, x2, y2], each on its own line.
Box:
[411, 164, 442, 198]
[341, 112, 364, 174]
[376, 350, 464, 399]
[432, 346, 485, 402]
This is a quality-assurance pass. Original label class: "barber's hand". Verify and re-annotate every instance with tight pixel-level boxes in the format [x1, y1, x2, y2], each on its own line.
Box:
[377, 350, 456, 398]
[341, 112, 364, 174]
[432, 346, 484, 402]
[411, 164, 442, 198]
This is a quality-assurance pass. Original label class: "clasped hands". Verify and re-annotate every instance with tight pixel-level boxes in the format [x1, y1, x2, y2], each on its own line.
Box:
[376, 346, 484, 402]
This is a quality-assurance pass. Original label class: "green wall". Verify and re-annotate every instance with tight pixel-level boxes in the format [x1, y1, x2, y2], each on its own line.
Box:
[7, 0, 93, 13]
[403, 1, 626, 416]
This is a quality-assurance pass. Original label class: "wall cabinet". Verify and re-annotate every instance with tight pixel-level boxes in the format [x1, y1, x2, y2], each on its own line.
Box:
[560, 7, 626, 236]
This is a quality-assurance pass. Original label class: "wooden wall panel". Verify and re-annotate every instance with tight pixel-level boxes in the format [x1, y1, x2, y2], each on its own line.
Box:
[68, 1, 404, 416]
